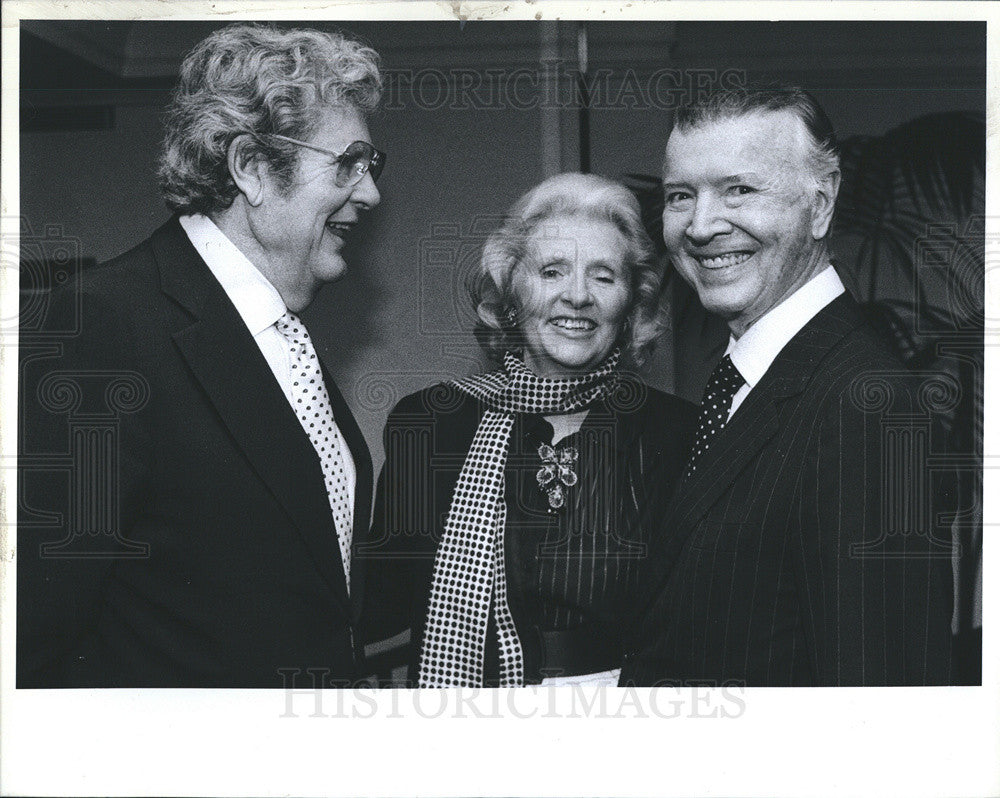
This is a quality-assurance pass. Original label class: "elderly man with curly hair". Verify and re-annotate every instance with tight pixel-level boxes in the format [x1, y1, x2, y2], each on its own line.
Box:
[18, 24, 385, 687]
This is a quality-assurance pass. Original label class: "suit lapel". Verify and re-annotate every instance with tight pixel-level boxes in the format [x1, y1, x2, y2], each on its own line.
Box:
[636, 386, 782, 616]
[320, 362, 372, 536]
[151, 217, 351, 613]
[638, 293, 866, 614]
[319, 361, 373, 619]
[671, 389, 781, 530]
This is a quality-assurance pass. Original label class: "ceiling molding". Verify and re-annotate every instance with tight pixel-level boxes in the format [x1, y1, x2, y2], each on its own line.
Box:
[19, 19, 984, 91]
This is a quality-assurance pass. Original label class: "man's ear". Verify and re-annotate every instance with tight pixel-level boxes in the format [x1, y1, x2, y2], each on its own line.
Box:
[811, 168, 841, 239]
[227, 135, 267, 207]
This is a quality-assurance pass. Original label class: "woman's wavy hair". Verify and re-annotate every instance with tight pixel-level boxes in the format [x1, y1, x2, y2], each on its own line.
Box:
[158, 23, 382, 215]
[470, 172, 666, 368]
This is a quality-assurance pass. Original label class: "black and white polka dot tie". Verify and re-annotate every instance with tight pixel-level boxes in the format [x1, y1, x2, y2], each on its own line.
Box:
[275, 312, 353, 586]
[685, 354, 745, 478]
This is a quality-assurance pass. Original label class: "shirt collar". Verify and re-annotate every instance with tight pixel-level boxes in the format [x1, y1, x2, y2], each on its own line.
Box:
[726, 265, 846, 388]
[179, 213, 286, 336]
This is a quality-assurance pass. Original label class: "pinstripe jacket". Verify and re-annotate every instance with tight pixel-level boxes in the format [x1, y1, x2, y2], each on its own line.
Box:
[620, 294, 955, 686]
[355, 377, 696, 685]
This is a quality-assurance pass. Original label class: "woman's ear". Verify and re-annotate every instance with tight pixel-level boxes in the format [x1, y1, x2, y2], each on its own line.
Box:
[227, 135, 266, 207]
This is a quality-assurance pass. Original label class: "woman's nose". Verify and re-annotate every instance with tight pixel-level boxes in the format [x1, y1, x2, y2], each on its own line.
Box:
[560, 270, 593, 307]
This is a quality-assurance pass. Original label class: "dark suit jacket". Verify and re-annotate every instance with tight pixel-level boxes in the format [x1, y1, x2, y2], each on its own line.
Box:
[355, 378, 696, 684]
[17, 216, 372, 688]
[620, 294, 954, 686]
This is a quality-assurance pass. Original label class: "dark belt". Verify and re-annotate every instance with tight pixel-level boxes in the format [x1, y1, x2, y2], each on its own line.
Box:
[535, 624, 622, 679]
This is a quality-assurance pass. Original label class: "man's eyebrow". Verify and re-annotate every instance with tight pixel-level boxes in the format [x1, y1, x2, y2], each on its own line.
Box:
[661, 172, 766, 187]
[716, 173, 764, 184]
[535, 253, 570, 264]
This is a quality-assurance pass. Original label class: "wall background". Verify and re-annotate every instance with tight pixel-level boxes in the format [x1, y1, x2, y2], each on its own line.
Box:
[19, 20, 986, 468]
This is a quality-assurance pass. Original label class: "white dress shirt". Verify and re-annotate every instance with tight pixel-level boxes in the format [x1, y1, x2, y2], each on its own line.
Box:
[178, 213, 355, 511]
[726, 265, 846, 420]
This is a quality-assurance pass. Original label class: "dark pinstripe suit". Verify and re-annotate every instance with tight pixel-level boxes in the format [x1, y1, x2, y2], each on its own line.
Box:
[621, 294, 954, 686]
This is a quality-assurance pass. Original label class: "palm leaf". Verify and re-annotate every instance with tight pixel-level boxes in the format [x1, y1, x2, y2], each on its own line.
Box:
[832, 111, 985, 341]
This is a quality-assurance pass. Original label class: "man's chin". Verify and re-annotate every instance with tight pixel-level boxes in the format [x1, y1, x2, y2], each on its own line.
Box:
[315, 256, 348, 285]
[696, 287, 748, 321]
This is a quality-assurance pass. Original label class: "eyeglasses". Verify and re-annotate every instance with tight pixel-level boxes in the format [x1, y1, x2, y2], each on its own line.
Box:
[265, 133, 385, 188]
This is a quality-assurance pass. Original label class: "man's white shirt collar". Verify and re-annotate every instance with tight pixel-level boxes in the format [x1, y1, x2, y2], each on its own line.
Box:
[726, 265, 846, 389]
[179, 213, 286, 334]
[178, 215, 358, 570]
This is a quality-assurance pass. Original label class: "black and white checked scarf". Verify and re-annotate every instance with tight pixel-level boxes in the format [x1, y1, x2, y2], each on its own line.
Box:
[418, 350, 621, 687]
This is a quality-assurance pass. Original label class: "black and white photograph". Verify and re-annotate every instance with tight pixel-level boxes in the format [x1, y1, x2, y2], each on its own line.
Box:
[1, 2, 995, 796]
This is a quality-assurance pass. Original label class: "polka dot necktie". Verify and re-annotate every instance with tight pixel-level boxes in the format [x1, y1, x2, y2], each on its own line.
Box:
[275, 311, 354, 587]
[685, 354, 746, 479]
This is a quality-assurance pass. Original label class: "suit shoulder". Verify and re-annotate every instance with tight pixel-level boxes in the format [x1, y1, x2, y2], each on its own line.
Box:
[803, 320, 926, 420]
[644, 384, 698, 417]
[386, 382, 478, 422]
[101, 228, 161, 270]
[381, 382, 483, 456]
[804, 298, 904, 372]
[606, 380, 698, 452]
[73, 232, 162, 303]
[842, 317, 904, 365]
[819, 321, 908, 388]
[614, 379, 697, 422]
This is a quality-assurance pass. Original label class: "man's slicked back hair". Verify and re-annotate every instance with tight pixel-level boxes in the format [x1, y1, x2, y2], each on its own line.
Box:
[672, 84, 840, 184]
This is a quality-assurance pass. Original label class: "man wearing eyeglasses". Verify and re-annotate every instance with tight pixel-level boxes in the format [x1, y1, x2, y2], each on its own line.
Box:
[18, 24, 385, 687]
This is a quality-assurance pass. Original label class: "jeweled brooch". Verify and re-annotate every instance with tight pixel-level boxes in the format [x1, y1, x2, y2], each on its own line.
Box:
[536, 442, 578, 509]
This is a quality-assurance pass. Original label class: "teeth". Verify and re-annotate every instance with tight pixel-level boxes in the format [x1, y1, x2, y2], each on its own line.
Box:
[696, 252, 752, 268]
[552, 318, 596, 330]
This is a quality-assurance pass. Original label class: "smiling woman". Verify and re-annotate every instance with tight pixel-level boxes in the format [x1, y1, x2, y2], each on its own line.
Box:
[356, 172, 698, 688]
[514, 214, 632, 378]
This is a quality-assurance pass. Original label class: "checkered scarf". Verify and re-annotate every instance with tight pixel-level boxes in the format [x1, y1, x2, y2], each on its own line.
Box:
[417, 350, 621, 687]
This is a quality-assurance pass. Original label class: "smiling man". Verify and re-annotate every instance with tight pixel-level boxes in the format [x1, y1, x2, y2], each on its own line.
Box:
[18, 24, 383, 687]
[620, 87, 954, 686]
